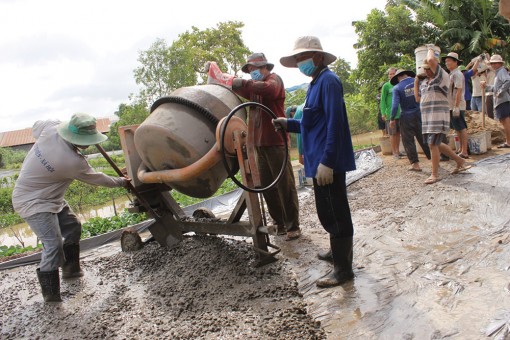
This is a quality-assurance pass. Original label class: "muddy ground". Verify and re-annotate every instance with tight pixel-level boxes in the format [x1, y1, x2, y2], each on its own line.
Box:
[1, 136, 509, 339]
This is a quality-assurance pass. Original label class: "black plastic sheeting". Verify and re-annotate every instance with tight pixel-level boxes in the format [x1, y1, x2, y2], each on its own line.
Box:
[0, 148, 382, 271]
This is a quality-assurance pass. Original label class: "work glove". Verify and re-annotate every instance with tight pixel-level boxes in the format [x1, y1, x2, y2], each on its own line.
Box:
[452, 107, 460, 117]
[316, 163, 333, 186]
[272, 118, 287, 131]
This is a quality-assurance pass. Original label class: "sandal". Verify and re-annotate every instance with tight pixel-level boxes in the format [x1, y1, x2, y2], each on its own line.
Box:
[285, 229, 301, 241]
[497, 143, 510, 149]
[459, 154, 470, 159]
[451, 163, 472, 174]
[424, 176, 439, 184]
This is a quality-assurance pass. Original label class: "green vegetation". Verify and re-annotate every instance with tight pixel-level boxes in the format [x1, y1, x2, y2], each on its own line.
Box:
[0, 148, 27, 169]
[0, 244, 42, 258]
[81, 211, 147, 238]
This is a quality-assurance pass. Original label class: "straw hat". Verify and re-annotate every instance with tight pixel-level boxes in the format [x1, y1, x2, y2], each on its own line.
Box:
[442, 52, 463, 64]
[390, 69, 416, 85]
[241, 53, 274, 73]
[280, 36, 337, 68]
[489, 54, 505, 64]
[57, 113, 108, 146]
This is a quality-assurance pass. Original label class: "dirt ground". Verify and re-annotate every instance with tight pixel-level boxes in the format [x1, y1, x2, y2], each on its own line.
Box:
[1, 120, 509, 339]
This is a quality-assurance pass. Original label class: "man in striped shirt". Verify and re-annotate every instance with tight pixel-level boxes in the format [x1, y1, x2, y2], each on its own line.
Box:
[414, 47, 471, 184]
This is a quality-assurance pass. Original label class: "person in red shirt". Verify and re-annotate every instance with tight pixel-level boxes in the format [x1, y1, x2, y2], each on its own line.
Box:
[232, 53, 301, 240]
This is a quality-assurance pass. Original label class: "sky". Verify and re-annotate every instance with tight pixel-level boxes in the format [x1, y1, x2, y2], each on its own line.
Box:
[0, 0, 387, 133]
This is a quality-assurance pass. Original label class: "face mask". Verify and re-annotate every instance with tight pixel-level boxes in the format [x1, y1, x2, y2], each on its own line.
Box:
[297, 58, 317, 76]
[250, 69, 264, 81]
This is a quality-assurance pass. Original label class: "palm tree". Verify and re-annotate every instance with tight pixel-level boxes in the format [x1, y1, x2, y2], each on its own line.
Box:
[400, 0, 508, 58]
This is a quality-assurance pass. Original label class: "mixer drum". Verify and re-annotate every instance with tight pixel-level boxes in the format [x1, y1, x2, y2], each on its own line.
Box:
[134, 84, 246, 198]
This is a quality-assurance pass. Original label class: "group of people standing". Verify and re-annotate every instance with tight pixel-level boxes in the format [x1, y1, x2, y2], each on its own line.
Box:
[18, 35, 509, 303]
[378, 46, 510, 184]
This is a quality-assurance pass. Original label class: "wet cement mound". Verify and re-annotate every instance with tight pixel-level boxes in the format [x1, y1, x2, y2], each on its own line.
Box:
[0, 235, 325, 339]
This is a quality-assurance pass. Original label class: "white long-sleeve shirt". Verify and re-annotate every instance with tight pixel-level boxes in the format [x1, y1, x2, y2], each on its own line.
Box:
[12, 120, 126, 218]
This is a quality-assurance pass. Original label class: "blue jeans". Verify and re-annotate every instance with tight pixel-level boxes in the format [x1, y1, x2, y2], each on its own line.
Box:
[313, 172, 354, 238]
[24, 205, 82, 271]
[471, 96, 483, 112]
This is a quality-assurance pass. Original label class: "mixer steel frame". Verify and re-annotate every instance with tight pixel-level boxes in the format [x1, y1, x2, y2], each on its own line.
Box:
[118, 120, 281, 265]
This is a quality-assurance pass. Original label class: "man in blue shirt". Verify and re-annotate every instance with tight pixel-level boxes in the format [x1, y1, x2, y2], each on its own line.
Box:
[390, 69, 431, 171]
[275, 36, 356, 288]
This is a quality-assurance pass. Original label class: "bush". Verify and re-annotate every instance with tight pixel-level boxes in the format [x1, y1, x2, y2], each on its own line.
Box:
[81, 211, 147, 238]
[0, 148, 27, 169]
[0, 244, 42, 258]
[345, 93, 377, 135]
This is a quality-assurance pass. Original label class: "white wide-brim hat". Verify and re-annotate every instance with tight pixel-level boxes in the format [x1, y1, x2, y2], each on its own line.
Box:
[280, 36, 337, 68]
[489, 54, 505, 64]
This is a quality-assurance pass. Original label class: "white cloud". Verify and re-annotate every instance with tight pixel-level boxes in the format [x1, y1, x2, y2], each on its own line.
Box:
[0, 0, 386, 132]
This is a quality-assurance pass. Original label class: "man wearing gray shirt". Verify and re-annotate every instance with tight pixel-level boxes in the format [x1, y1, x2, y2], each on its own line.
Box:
[12, 113, 130, 302]
[481, 54, 510, 149]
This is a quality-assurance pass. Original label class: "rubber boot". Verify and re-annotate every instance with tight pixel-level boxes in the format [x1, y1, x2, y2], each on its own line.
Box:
[316, 237, 354, 288]
[317, 249, 333, 263]
[62, 243, 84, 279]
[36, 268, 62, 302]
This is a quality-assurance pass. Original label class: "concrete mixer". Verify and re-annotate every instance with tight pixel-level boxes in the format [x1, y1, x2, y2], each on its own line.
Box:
[116, 84, 284, 264]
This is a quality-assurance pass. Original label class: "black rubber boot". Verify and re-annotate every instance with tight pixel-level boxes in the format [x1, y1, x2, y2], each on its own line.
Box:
[316, 237, 354, 288]
[62, 243, 84, 279]
[317, 249, 333, 263]
[36, 268, 62, 302]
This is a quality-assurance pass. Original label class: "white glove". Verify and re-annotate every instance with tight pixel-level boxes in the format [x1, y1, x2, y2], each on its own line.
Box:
[453, 107, 460, 117]
[316, 163, 333, 186]
[272, 118, 287, 131]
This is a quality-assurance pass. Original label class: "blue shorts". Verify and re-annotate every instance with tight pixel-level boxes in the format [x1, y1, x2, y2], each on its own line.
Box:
[423, 133, 446, 146]
[495, 101, 510, 121]
[450, 110, 467, 131]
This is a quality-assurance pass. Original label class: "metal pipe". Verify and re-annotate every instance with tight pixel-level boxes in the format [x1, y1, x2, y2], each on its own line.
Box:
[137, 143, 222, 184]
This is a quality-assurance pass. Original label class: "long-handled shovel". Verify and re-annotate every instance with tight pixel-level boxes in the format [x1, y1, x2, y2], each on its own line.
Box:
[95, 144, 159, 248]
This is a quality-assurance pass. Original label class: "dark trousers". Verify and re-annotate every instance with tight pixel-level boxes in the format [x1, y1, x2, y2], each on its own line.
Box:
[486, 95, 494, 119]
[313, 172, 353, 238]
[256, 146, 300, 232]
[400, 114, 431, 164]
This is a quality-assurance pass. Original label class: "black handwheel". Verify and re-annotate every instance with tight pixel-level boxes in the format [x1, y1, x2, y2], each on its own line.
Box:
[219, 102, 289, 193]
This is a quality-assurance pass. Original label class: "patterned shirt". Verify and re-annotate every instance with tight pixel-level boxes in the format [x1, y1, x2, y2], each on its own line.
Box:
[419, 64, 450, 134]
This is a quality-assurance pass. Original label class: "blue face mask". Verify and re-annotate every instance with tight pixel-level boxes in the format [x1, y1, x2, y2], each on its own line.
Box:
[297, 58, 317, 76]
[250, 69, 264, 81]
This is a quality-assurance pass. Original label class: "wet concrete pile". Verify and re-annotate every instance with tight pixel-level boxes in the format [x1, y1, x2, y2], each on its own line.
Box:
[0, 235, 325, 339]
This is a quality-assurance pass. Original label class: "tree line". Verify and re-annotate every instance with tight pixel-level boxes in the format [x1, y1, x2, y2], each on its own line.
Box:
[104, 0, 508, 147]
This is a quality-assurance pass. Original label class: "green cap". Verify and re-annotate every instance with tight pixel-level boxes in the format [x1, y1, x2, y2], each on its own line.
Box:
[57, 113, 108, 146]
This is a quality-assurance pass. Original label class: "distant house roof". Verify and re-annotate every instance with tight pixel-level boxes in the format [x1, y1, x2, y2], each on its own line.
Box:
[0, 118, 111, 148]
